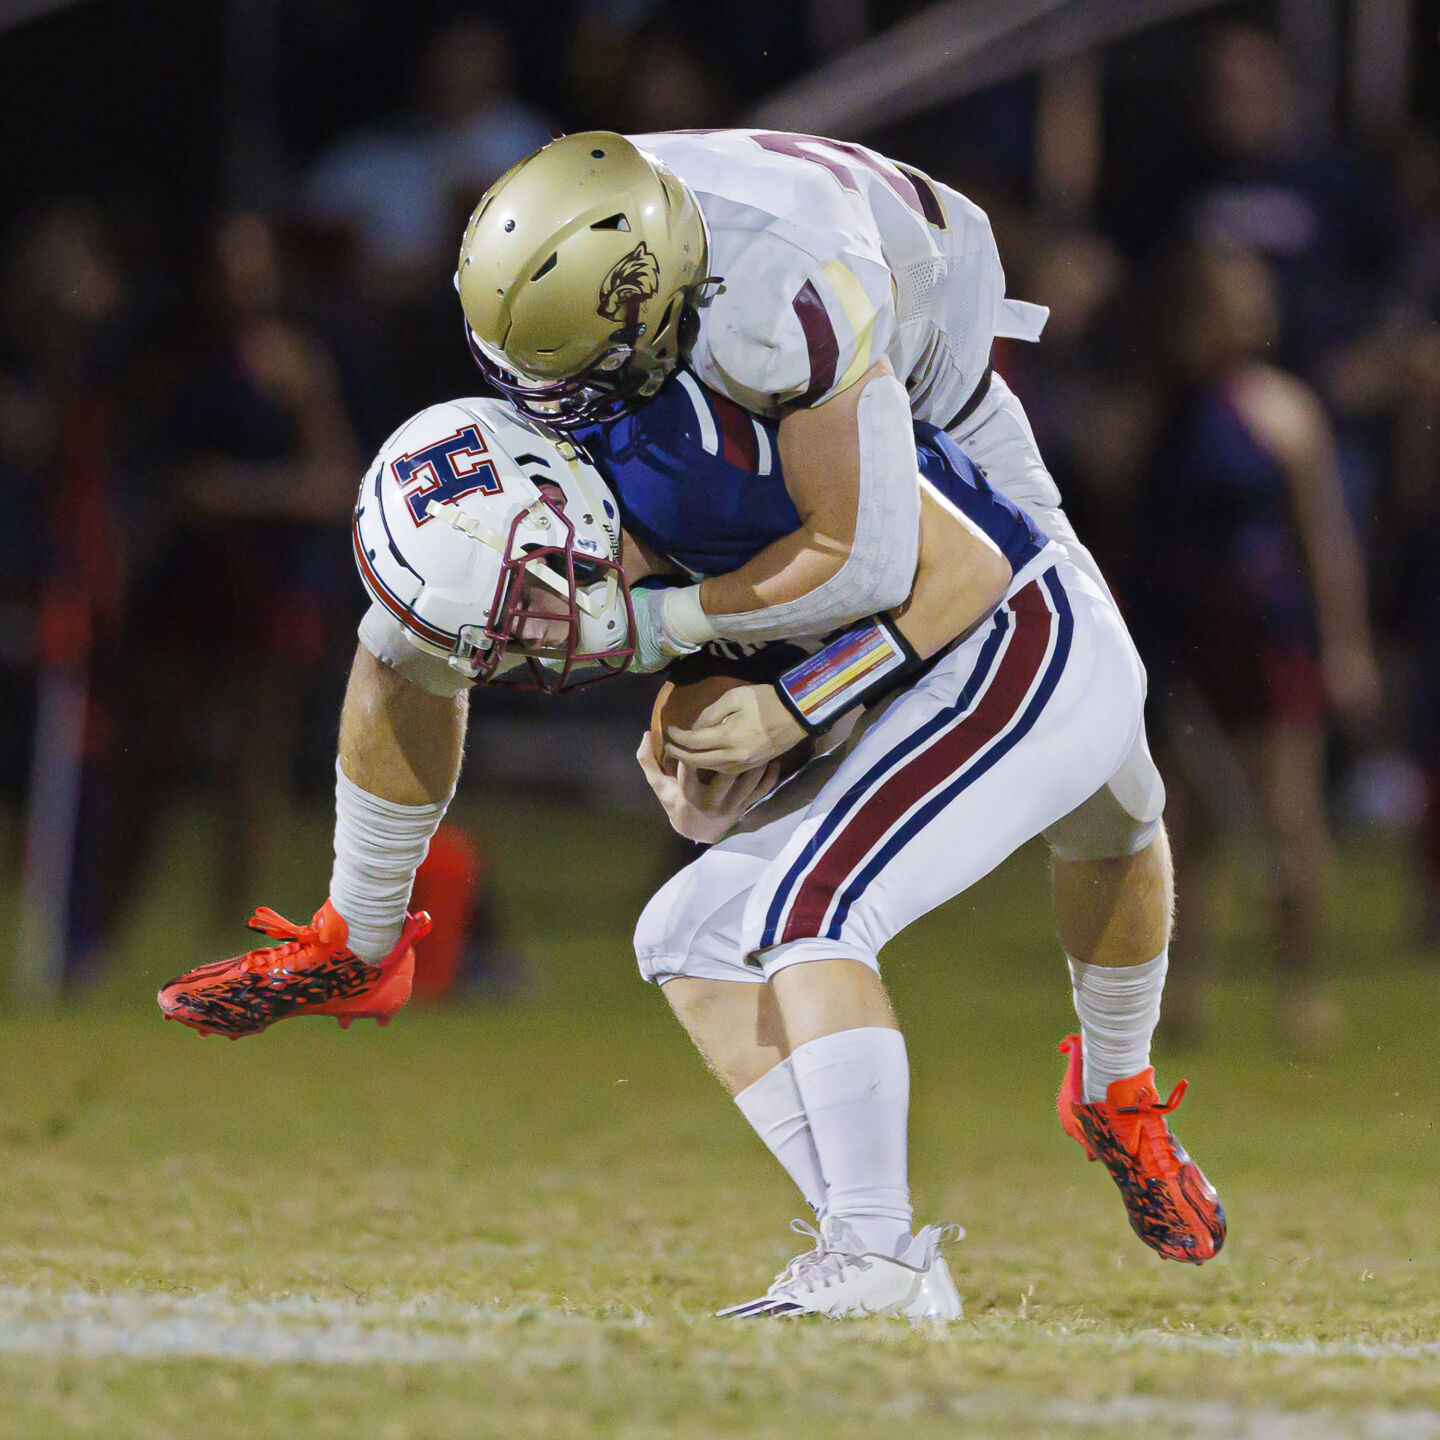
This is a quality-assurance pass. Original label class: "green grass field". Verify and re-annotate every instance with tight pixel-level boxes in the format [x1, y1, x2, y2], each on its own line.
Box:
[1, 797, 1438, 1438]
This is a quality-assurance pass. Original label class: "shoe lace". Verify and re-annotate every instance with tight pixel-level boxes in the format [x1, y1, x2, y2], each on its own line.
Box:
[1114, 1079, 1188, 1169]
[1114, 1078, 1187, 1119]
[241, 907, 330, 973]
[769, 1219, 854, 1294]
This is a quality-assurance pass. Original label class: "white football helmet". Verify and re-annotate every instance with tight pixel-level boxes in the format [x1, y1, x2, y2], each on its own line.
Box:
[352, 397, 634, 690]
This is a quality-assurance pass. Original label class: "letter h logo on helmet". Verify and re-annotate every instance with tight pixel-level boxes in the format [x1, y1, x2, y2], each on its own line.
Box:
[392, 426, 503, 526]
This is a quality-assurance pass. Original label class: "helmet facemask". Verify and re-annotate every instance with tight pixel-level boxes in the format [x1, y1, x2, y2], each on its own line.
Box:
[432, 487, 635, 691]
[465, 282, 715, 430]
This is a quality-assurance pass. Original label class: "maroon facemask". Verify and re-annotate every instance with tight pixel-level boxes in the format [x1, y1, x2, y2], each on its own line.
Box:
[475, 493, 636, 692]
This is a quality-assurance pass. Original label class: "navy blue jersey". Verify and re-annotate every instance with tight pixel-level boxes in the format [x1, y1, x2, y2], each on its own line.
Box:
[1129, 381, 1317, 677]
[574, 370, 1044, 581]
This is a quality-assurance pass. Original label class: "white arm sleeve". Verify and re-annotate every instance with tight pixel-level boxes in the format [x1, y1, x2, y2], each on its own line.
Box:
[699, 374, 921, 643]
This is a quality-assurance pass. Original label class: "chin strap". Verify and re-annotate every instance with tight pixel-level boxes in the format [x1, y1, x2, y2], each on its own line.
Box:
[425, 498, 603, 619]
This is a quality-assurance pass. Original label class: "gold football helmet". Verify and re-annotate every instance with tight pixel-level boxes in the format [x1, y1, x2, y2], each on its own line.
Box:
[457, 131, 715, 427]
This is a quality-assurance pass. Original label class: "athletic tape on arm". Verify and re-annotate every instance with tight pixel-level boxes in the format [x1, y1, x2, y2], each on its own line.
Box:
[701, 374, 921, 643]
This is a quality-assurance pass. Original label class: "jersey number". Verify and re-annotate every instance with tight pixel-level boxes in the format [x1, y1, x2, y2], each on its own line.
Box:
[749, 132, 948, 231]
[392, 425, 502, 526]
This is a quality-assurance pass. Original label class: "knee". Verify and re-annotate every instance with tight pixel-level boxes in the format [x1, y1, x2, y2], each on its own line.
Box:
[1052, 838, 1171, 912]
[1046, 719, 1167, 865]
[1052, 829, 1174, 965]
[1046, 790, 1164, 864]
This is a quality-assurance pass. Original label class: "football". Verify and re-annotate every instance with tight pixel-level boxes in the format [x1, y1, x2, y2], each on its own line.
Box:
[649, 674, 750, 778]
[649, 674, 815, 779]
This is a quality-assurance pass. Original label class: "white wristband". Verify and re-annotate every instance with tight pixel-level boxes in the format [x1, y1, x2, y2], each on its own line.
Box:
[660, 584, 718, 648]
[330, 762, 451, 961]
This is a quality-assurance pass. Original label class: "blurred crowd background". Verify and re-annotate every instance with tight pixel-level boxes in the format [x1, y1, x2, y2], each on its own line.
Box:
[2, 0, 1438, 1028]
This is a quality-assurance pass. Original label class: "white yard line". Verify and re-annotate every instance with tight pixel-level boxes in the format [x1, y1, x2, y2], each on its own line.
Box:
[0, 1285, 1435, 1371]
[1025, 1325, 1440, 1363]
[0, 1285, 615, 1364]
[932, 1396, 1440, 1439]
[0, 1313, 491, 1365]
[859, 1313, 1440, 1365]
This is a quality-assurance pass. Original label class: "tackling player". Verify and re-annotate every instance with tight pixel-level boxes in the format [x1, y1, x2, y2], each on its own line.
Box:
[158, 374, 1224, 1316]
[450, 132, 1208, 1293]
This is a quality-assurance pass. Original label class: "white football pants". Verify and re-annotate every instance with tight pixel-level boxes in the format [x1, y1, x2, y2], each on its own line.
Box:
[635, 553, 1146, 985]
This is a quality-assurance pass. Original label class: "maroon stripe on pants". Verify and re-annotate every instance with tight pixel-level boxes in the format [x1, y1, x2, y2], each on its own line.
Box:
[779, 581, 1053, 944]
[711, 388, 759, 469]
[792, 280, 839, 406]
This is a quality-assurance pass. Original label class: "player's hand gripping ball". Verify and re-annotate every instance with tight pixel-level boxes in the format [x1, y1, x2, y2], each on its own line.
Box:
[638, 676, 813, 844]
[635, 734, 777, 843]
[653, 676, 813, 777]
[649, 674, 747, 779]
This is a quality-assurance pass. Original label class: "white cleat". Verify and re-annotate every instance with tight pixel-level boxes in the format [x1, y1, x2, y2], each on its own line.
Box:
[717, 1219, 964, 1321]
[716, 1219, 832, 1320]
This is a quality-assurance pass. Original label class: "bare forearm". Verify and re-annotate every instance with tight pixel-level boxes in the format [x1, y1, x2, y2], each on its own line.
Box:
[698, 527, 849, 616]
[889, 488, 1011, 659]
[338, 643, 468, 804]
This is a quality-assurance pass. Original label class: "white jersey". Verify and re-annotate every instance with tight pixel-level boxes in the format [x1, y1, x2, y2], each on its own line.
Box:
[632, 129, 1047, 424]
[625, 133, 1163, 872]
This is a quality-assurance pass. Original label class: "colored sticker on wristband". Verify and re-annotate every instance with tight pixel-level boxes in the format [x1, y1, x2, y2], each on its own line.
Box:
[778, 619, 910, 727]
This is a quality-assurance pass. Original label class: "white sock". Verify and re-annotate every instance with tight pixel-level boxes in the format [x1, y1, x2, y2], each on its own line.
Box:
[1068, 950, 1169, 1102]
[733, 1059, 826, 1216]
[330, 762, 450, 961]
[789, 1027, 912, 1258]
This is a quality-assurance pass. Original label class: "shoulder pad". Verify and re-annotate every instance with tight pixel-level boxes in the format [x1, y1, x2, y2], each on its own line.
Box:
[699, 245, 894, 409]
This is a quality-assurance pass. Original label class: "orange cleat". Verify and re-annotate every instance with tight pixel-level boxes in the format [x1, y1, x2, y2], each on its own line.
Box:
[157, 902, 431, 1039]
[1056, 1033, 1226, 1264]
